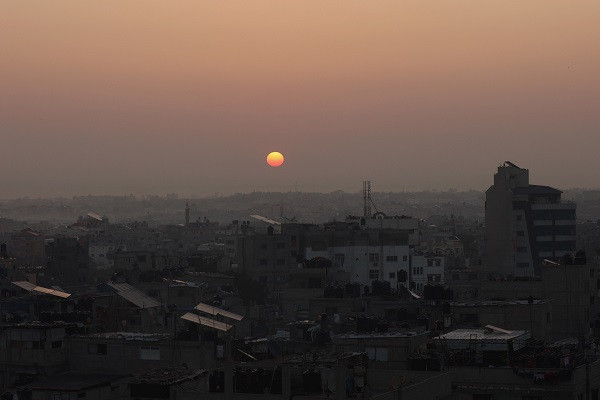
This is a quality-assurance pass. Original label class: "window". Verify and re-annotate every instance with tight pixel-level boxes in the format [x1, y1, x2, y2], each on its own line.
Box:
[140, 346, 160, 360]
[517, 247, 527, 253]
[435, 259, 441, 267]
[389, 272, 395, 279]
[516, 215, 523, 221]
[427, 259, 434, 266]
[51, 340, 62, 349]
[517, 262, 530, 268]
[386, 256, 398, 262]
[517, 231, 525, 237]
[76, 393, 86, 399]
[369, 270, 379, 280]
[276, 242, 285, 249]
[546, 313, 551, 322]
[308, 277, 322, 288]
[88, 343, 107, 355]
[334, 254, 345, 266]
[276, 259, 285, 265]
[137, 255, 147, 262]
[402, 255, 408, 262]
[259, 259, 268, 266]
[369, 253, 379, 264]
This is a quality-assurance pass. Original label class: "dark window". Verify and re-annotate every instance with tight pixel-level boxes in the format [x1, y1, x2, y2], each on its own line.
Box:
[88, 343, 107, 355]
[276, 259, 285, 265]
[389, 272, 395, 279]
[517, 247, 527, 253]
[137, 255, 147, 262]
[259, 259, 268, 266]
[516, 215, 523, 221]
[546, 313, 551, 322]
[308, 277, 322, 288]
[517, 231, 525, 237]
[403, 255, 408, 262]
[276, 242, 285, 249]
[51, 340, 62, 349]
[386, 256, 398, 262]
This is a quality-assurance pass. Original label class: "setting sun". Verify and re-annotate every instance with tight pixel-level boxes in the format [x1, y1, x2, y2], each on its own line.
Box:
[266, 151, 284, 167]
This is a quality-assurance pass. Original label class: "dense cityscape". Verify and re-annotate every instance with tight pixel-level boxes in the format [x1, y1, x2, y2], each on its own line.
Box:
[4, 1, 600, 399]
[0, 162, 598, 399]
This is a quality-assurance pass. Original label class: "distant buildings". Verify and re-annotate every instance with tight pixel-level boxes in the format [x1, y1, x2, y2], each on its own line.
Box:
[484, 161, 577, 277]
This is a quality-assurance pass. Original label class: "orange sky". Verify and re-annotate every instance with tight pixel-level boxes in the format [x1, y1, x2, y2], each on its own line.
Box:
[2, 1, 599, 197]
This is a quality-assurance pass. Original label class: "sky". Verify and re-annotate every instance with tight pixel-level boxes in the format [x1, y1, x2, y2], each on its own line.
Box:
[2, 1, 599, 198]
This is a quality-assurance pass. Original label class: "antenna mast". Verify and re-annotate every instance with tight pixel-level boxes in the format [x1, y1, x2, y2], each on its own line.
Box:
[363, 180, 372, 218]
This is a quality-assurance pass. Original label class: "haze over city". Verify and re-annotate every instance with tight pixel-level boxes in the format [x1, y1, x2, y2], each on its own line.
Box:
[2, 1, 600, 198]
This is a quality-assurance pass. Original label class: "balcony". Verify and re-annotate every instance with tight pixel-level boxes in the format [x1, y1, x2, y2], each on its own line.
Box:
[555, 220, 576, 226]
[536, 236, 553, 242]
[533, 220, 552, 226]
[555, 235, 576, 242]
[531, 203, 576, 210]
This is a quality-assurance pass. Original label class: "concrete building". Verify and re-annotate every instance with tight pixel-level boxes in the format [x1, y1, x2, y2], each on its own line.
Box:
[484, 162, 577, 277]
[304, 228, 411, 289]
[9, 228, 46, 268]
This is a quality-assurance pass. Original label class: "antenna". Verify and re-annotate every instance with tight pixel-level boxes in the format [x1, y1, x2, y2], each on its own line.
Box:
[363, 181, 372, 218]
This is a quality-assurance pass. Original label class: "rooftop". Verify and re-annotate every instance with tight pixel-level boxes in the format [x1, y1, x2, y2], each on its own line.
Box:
[333, 331, 428, 340]
[131, 367, 207, 385]
[25, 372, 128, 391]
[436, 327, 528, 342]
[513, 185, 562, 195]
[74, 332, 171, 341]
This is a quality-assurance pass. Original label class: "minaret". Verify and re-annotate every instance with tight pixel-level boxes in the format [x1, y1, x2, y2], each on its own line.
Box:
[185, 202, 190, 225]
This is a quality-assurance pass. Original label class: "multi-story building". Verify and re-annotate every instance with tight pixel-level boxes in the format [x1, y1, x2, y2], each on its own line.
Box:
[484, 161, 577, 277]
[9, 228, 46, 268]
[304, 226, 411, 289]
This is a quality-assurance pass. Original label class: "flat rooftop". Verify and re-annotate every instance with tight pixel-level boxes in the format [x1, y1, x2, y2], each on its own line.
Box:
[334, 331, 428, 340]
[436, 328, 528, 342]
[74, 332, 171, 341]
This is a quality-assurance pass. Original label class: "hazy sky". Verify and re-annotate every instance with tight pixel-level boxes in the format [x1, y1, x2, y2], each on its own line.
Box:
[2, 1, 599, 197]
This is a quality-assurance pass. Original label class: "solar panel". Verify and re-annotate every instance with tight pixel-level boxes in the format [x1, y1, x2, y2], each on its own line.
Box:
[249, 214, 281, 226]
[13, 281, 36, 291]
[181, 312, 232, 332]
[484, 325, 513, 335]
[195, 302, 243, 321]
[107, 282, 161, 309]
[12, 281, 71, 299]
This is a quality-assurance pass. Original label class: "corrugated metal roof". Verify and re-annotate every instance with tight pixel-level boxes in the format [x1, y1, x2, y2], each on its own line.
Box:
[107, 282, 161, 309]
[436, 328, 527, 341]
[180, 312, 232, 332]
[12, 281, 71, 299]
[249, 214, 281, 225]
[195, 302, 243, 321]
